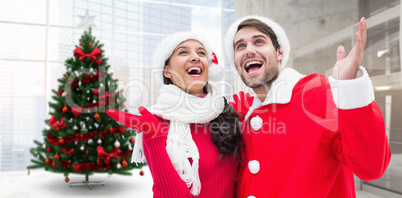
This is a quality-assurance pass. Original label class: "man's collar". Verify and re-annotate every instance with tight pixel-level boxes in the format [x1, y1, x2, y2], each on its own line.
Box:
[244, 68, 305, 120]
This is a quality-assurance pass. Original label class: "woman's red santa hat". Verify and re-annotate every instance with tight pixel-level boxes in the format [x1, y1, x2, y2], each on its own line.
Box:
[153, 31, 223, 82]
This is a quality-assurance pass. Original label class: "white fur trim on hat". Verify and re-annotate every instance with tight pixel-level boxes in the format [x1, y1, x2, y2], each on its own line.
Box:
[225, 15, 290, 68]
[153, 31, 223, 83]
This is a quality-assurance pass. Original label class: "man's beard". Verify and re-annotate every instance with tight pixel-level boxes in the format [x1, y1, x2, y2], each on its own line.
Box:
[239, 62, 280, 89]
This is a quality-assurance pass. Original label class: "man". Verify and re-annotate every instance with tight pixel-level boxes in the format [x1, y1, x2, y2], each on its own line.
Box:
[226, 15, 391, 198]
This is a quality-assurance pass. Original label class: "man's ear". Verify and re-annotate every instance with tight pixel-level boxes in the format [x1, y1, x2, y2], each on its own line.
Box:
[163, 65, 172, 79]
[277, 48, 283, 61]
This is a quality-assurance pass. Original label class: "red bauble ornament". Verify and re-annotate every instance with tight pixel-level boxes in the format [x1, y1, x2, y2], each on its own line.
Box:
[52, 161, 56, 167]
[86, 149, 89, 156]
[94, 113, 100, 120]
[140, 170, 144, 176]
[79, 43, 82, 46]
[130, 137, 135, 144]
[65, 177, 69, 182]
[97, 159, 100, 165]
[45, 158, 50, 164]
[59, 138, 64, 144]
[66, 74, 69, 79]
[72, 107, 81, 117]
[109, 127, 114, 133]
[122, 160, 128, 168]
[47, 148, 51, 153]
[114, 92, 117, 96]
[57, 90, 64, 95]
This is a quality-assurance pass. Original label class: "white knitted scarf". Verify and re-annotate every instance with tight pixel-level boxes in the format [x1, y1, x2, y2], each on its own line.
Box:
[132, 84, 225, 196]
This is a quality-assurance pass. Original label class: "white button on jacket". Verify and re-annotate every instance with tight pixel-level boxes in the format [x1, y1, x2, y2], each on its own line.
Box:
[250, 116, 263, 131]
[248, 160, 260, 174]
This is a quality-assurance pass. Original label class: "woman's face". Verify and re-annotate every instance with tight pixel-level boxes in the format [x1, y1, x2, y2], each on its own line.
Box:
[164, 40, 209, 96]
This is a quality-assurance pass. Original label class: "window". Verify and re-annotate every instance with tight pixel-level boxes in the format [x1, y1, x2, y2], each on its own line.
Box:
[0, 0, 234, 171]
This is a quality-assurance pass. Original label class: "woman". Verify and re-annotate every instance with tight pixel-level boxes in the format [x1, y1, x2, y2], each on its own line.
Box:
[106, 32, 242, 197]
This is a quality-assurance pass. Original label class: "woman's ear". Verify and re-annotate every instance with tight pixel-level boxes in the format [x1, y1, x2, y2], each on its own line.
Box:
[163, 65, 172, 79]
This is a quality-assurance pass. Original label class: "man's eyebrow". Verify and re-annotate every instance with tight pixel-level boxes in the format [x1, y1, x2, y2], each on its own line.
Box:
[253, 34, 267, 40]
[234, 34, 268, 47]
[234, 39, 244, 48]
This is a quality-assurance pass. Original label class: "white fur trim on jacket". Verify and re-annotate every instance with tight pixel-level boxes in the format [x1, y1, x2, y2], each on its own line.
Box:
[328, 66, 375, 109]
[153, 31, 223, 82]
[225, 15, 290, 68]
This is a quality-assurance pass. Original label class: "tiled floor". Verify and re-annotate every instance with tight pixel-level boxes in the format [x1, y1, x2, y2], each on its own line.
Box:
[0, 167, 395, 198]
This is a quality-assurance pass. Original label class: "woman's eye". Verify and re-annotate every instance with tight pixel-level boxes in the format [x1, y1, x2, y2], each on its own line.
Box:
[179, 51, 187, 55]
[198, 51, 206, 56]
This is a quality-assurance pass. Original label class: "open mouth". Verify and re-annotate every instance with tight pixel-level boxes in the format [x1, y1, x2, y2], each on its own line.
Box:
[245, 60, 263, 73]
[186, 67, 202, 76]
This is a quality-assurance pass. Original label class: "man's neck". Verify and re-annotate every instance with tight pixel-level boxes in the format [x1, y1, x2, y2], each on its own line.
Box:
[251, 65, 283, 102]
[253, 84, 272, 102]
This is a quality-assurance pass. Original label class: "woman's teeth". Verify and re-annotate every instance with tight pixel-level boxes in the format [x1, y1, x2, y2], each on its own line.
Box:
[187, 67, 202, 75]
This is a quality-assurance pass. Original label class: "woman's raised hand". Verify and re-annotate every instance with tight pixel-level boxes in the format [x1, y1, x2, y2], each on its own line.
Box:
[106, 106, 167, 139]
[229, 91, 254, 122]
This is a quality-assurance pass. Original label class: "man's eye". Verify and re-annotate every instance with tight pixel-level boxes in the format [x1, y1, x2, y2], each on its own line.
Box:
[256, 40, 264, 44]
[237, 44, 245, 50]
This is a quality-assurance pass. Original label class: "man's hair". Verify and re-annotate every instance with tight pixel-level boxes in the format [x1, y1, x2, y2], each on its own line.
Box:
[237, 18, 280, 51]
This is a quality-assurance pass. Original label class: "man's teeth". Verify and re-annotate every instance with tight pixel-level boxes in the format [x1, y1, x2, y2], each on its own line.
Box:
[246, 61, 263, 68]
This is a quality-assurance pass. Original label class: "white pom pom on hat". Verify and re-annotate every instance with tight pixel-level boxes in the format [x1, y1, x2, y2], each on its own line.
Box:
[153, 31, 223, 83]
[224, 15, 290, 68]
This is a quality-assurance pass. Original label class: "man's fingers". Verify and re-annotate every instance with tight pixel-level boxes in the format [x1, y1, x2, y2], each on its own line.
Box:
[336, 46, 345, 61]
[362, 18, 367, 48]
[356, 17, 366, 49]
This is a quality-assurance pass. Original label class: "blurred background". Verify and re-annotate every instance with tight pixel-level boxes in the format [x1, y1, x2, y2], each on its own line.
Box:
[0, 0, 400, 197]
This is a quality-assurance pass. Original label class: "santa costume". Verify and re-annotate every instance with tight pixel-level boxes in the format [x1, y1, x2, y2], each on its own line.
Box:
[225, 15, 391, 198]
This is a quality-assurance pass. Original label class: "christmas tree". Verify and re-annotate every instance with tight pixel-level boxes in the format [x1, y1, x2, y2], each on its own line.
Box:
[27, 28, 145, 184]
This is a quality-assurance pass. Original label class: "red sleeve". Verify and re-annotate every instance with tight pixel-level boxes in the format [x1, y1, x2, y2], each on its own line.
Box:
[143, 136, 192, 198]
[332, 101, 391, 181]
[305, 74, 391, 181]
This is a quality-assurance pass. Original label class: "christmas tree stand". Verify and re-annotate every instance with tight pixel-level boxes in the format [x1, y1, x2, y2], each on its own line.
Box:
[69, 175, 105, 190]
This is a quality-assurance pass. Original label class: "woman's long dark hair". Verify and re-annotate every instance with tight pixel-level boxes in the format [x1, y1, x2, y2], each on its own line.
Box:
[163, 58, 242, 161]
[209, 97, 242, 161]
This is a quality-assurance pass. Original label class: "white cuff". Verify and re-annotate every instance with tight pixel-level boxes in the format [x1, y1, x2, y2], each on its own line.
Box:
[329, 66, 375, 110]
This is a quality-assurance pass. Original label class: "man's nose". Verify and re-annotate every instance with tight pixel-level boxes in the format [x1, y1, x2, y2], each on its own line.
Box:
[244, 45, 256, 57]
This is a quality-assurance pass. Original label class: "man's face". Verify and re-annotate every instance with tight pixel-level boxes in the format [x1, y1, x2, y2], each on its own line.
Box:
[233, 26, 283, 88]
